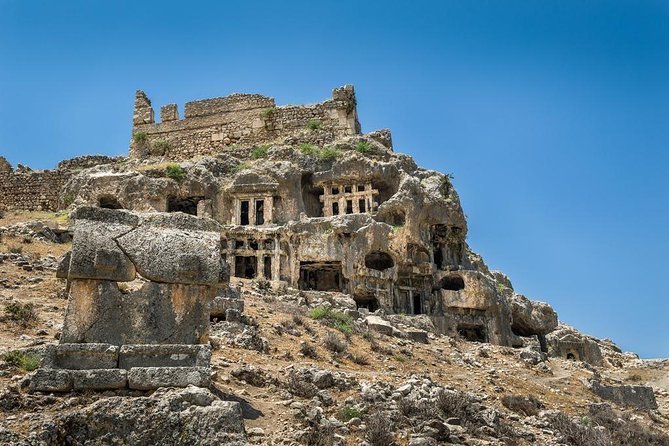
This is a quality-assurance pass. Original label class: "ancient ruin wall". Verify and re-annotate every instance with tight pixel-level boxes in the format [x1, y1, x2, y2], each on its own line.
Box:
[130, 85, 361, 160]
[0, 170, 71, 212]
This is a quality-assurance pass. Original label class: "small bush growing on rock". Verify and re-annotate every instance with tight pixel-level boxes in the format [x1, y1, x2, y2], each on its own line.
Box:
[2, 351, 40, 371]
[287, 372, 318, 398]
[3, 302, 38, 327]
[588, 404, 669, 446]
[501, 394, 544, 416]
[309, 307, 352, 325]
[398, 397, 434, 420]
[250, 144, 270, 159]
[292, 313, 305, 326]
[303, 421, 334, 446]
[365, 411, 395, 446]
[323, 331, 347, 354]
[152, 139, 171, 155]
[306, 119, 322, 130]
[231, 161, 250, 173]
[300, 342, 318, 359]
[132, 131, 148, 144]
[338, 406, 364, 422]
[261, 107, 276, 118]
[317, 147, 341, 161]
[299, 143, 318, 156]
[547, 412, 609, 446]
[164, 163, 185, 182]
[355, 141, 371, 154]
[349, 353, 369, 365]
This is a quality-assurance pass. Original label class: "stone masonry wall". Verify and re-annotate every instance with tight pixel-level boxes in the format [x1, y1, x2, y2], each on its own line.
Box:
[130, 85, 361, 160]
[0, 170, 71, 212]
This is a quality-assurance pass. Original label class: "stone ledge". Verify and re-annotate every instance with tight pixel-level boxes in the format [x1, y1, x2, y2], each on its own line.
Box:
[44, 343, 119, 370]
[118, 344, 211, 369]
[128, 367, 211, 390]
[30, 369, 72, 392]
[71, 369, 127, 390]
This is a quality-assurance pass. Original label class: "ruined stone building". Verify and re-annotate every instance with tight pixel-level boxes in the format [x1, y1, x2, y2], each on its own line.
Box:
[1, 85, 559, 350]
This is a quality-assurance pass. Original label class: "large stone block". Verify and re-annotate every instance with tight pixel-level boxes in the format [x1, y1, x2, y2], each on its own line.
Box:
[210, 295, 244, 318]
[45, 343, 119, 370]
[119, 344, 211, 369]
[67, 214, 137, 282]
[116, 227, 221, 285]
[71, 369, 127, 390]
[62, 279, 212, 345]
[30, 369, 72, 392]
[127, 367, 212, 390]
[588, 380, 658, 410]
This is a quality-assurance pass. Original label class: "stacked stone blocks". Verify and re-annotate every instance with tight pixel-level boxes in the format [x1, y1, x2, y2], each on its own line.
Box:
[30, 207, 228, 392]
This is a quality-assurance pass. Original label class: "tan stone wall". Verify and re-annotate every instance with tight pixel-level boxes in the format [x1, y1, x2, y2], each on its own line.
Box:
[0, 170, 71, 211]
[130, 85, 360, 160]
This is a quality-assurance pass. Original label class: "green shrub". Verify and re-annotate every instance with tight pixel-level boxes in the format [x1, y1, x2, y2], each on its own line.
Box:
[2, 351, 41, 371]
[4, 302, 37, 327]
[439, 173, 455, 197]
[164, 163, 185, 182]
[62, 193, 75, 208]
[152, 140, 171, 155]
[308, 307, 352, 325]
[251, 144, 270, 159]
[318, 147, 341, 161]
[355, 141, 371, 154]
[339, 406, 364, 421]
[334, 322, 353, 334]
[299, 143, 318, 156]
[231, 162, 250, 173]
[132, 132, 148, 144]
[9, 246, 23, 254]
[262, 107, 276, 118]
[306, 119, 322, 130]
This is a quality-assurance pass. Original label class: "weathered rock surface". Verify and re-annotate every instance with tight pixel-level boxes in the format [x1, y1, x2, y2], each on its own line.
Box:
[32, 386, 246, 446]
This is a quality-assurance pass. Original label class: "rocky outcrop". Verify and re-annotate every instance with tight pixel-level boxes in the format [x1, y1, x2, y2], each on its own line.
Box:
[34, 386, 247, 445]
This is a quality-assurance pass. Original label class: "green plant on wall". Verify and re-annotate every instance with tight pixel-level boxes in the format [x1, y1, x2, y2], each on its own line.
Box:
[152, 140, 171, 156]
[165, 163, 185, 182]
[318, 146, 341, 160]
[355, 141, 371, 154]
[132, 132, 148, 144]
[261, 107, 276, 118]
[299, 143, 318, 156]
[306, 119, 322, 130]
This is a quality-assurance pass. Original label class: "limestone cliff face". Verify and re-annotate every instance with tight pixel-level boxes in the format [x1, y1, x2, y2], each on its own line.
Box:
[62, 120, 556, 350]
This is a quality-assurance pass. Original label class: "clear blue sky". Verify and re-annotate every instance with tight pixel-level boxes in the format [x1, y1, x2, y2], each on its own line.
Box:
[1, 1, 667, 358]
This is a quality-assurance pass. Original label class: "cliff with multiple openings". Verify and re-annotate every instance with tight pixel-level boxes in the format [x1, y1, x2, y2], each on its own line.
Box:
[53, 85, 563, 353]
[0, 86, 667, 446]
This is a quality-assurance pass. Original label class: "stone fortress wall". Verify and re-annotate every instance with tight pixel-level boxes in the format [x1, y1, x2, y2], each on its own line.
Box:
[130, 85, 361, 159]
[0, 155, 119, 212]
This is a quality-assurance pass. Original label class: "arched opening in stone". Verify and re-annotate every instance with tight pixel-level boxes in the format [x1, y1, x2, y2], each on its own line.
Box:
[457, 324, 487, 343]
[566, 352, 575, 360]
[440, 276, 465, 291]
[167, 196, 203, 215]
[98, 195, 123, 210]
[365, 251, 394, 271]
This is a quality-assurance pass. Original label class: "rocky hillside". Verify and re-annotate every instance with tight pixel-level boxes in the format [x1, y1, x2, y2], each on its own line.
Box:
[0, 215, 667, 445]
